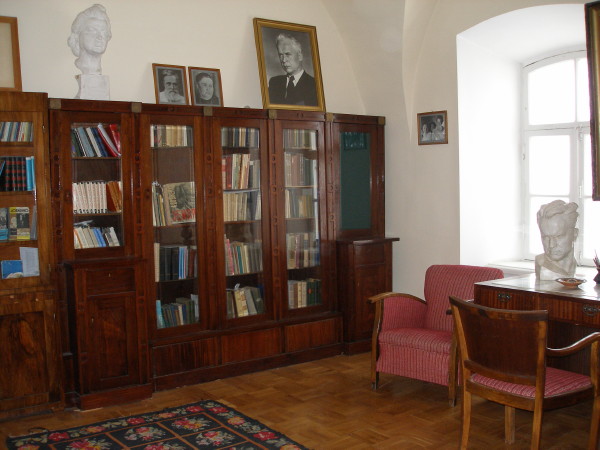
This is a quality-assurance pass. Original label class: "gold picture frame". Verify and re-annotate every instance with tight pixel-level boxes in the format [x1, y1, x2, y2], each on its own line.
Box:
[253, 18, 325, 111]
[586, 1, 600, 200]
[0, 16, 22, 91]
[152, 63, 189, 105]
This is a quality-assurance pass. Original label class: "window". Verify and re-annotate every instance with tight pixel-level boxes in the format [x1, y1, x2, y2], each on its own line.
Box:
[522, 51, 600, 265]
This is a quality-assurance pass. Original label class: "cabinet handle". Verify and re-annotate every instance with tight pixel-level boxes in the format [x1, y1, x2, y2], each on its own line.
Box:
[497, 293, 511, 302]
[583, 305, 600, 316]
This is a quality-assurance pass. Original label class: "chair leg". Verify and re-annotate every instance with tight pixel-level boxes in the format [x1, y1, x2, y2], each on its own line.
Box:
[531, 405, 543, 450]
[459, 389, 471, 449]
[371, 371, 379, 390]
[448, 334, 458, 407]
[589, 396, 600, 450]
[504, 406, 515, 444]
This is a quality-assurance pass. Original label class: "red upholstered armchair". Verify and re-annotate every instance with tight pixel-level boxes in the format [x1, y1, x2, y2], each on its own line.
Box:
[368, 265, 504, 404]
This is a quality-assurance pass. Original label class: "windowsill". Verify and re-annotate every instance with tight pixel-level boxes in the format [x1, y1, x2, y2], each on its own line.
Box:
[489, 260, 598, 279]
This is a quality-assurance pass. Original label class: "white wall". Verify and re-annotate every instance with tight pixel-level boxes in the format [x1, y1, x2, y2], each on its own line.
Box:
[1, 0, 589, 297]
[457, 36, 521, 266]
[0, 0, 364, 113]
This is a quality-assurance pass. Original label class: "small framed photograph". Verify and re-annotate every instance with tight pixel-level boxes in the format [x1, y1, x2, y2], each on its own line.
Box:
[152, 63, 189, 105]
[188, 67, 223, 107]
[253, 18, 325, 111]
[0, 16, 22, 91]
[417, 111, 448, 145]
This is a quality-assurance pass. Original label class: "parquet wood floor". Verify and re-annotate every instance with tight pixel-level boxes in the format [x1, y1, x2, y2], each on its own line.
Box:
[0, 352, 595, 449]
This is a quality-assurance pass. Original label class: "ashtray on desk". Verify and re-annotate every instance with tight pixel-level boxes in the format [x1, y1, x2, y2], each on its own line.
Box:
[555, 277, 586, 288]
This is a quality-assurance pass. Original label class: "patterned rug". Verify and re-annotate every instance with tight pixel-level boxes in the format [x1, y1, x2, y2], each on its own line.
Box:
[6, 400, 307, 449]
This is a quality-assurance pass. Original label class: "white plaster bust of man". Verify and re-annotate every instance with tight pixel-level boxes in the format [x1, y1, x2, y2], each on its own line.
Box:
[535, 200, 579, 280]
[67, 4, 111, 75]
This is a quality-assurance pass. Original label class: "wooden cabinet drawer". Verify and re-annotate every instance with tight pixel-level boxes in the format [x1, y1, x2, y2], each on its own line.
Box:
[354, 243, 386, 266]
[475, 286, 534, 310]
[540, 296, 600, 327]
[84, 267, 136, 294]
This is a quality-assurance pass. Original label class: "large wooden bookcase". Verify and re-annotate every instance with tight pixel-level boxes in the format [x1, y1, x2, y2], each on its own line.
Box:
[48, 99, 151, 409]
[42, 99, 390, 407]
[0, 92, 61, 419]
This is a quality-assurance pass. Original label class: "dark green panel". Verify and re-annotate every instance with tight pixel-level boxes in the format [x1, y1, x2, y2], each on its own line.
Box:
[340, 132, 371, 230]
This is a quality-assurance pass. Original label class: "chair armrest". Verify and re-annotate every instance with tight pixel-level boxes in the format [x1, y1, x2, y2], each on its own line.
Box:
[547, 332, 600, 357]
[369, 292, 427, 331]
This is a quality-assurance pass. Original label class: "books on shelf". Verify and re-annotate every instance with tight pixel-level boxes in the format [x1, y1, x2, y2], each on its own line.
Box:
[73, 222, 120, 249]
[155, 295, 199, 328]
[0, 250, 40, 279]
[150, 124, 192, 148]
[285, 187, 315, 219]
[155, 244, 197, 281]
[223, 190, 261, 221]
[287, 278, 322, 308]
[0, 156, 35, 192]
[72, 180, 122, 214]
[70, 124, 121, 157]
[1, 259, 23, 279]
[226, 285, 265, 319]
[283, 129, 317, 150]
[19, 247, 39, 277]
[224, 237, 263, 276]
[0, 207, 7, 241]
[221, 153, 260, 190]
[286, 232, 320, 269]
[284, 153, 317, 187]
[162, 181, 196, 225]
[0, 206, 35, 242]
[221, 127, 260, 148]
[0, 121, 33, 142]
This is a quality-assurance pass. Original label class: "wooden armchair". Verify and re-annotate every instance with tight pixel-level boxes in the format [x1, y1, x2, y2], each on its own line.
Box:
[449, 295, 600, 450]
[368, 264, 504, 405]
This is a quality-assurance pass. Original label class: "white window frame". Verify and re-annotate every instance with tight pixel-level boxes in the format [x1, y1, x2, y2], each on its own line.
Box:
[521, 50, 592, 265]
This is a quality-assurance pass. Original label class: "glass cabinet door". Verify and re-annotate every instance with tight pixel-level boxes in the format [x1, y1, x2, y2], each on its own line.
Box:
[149, 122, 199, 329]
[283, 127, 322, 310]
[0, 113, 45, 286]
[339, 131, 371, 231]
[220, 126, 266, 319]
[71, 121, 124, 250]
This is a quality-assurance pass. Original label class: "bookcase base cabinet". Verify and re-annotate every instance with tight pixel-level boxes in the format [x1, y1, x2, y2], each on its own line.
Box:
[0, 291, 62, 420]
[337, 238, 398, 354]
[152, 316, 342, 391]
[63, 258, 151, 410]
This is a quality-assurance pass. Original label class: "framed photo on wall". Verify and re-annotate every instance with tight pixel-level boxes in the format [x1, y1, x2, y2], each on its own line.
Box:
[417, 111, 448, 145]
[253, 18, 325, 111]
[188, 67, 223, 107]
[152, 63, 189, 105]
[0, 16, 22, 91]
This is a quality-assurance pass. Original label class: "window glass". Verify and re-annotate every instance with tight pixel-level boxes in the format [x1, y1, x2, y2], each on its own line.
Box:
[528, 59, 575, 125]
[577, 58, 590, 122]
[528, 135, 570, 195]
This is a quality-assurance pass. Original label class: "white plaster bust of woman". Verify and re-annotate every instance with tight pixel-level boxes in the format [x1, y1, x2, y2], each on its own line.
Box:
[67, 4, 112, 75]
[535, 200, 579, 280]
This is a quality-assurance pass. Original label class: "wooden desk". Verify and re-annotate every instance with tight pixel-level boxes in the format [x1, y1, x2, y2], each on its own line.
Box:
[475, 274, 600, 374]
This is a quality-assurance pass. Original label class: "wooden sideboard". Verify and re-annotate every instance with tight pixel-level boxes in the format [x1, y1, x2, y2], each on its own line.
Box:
[475, 274, 600, 374]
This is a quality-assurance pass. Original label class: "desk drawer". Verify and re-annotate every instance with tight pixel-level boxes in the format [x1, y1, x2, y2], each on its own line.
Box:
[540, 296, 600, 327]
[475, 286, 534, 310]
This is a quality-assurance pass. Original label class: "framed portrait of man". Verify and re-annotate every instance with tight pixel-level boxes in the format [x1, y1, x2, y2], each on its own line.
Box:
[152, 63, 189, 105]
[188, 67, 224, 107]
[253, 18, 325, 112]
